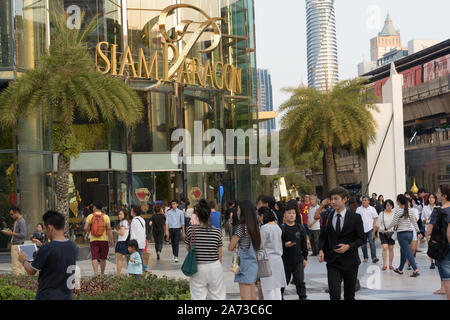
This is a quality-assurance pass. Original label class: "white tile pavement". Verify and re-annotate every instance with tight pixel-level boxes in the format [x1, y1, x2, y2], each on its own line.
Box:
[0, 238, 447, 300]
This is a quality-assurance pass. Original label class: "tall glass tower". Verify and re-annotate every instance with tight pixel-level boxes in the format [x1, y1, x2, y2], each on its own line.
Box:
[305, 0, 339, 92]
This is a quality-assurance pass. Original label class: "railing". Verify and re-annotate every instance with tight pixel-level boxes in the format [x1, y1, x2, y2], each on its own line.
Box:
[403, 74, 450, 104]
[405, 129, 450, 149]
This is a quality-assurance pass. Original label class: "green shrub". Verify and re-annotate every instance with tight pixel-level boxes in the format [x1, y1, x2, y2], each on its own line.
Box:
[0, 286, 35, 300]
[0, 273, 190, 300]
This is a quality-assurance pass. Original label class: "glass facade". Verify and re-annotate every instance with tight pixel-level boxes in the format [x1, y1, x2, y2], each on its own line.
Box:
[405, 116, 450, 192]
[0, 0, 260, 242]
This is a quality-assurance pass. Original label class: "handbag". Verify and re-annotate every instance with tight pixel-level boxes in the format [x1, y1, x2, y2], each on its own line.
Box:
[230, 252, 240, 274]
[382, 213, 394, 239]
[181, 225, 198, 276]
[256, 248, 272, 278]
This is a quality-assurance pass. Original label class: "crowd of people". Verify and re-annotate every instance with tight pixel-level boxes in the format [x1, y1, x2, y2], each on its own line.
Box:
[1, 183, 449, 301]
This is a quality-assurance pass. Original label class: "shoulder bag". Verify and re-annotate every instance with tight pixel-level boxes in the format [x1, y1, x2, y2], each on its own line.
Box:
[256, 247, 272, 278]
[181, 225, 198, 276]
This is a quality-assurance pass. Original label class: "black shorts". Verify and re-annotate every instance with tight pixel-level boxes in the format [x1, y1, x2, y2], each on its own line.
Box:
[380, 233, 395, 245]
[115, 241, 129, 255]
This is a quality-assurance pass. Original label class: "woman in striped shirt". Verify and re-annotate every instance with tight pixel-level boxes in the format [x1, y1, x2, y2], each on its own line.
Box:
[184, 206, 225, 300]
[387, 194, 422, 277]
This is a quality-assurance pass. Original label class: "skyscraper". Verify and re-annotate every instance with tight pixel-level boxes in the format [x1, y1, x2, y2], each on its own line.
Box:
[257, 69, 276, 133]
[305, 0, 339, 92]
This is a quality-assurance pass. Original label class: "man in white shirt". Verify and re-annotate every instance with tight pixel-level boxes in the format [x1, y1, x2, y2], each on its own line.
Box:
[307, 195, 321, 256]
[356, 196, 379, 263]
[130, 205, 147, 272]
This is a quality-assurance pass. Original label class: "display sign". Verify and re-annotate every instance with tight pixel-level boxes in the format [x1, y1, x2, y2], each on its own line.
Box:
[190, 187, 202, 200]
[95, 4, 242, 94]
[135, 188, 151, 202]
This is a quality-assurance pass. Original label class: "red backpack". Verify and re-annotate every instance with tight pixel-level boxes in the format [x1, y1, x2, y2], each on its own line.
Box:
[91, 213, 105, 237]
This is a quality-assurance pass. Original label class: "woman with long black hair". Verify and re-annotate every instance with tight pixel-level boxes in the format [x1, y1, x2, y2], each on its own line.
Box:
[387, 195, 422, 277]
[228, 200, 261, 300]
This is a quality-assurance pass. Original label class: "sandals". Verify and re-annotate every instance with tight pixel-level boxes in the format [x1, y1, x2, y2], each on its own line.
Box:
[433, 289, 446, 295]
[410, 271, 420, 277]
[393, 268, 404, 275]
[382, 266, 387, 271]
[389, 265, 394, 270]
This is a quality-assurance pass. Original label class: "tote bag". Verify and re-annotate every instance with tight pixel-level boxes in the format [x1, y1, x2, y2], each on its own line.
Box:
[256, 248, 272, 278]
[181, 225, 198, 276]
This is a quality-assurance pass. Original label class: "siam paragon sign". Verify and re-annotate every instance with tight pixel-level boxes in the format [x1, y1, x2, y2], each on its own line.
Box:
[95, 4, 242, 94]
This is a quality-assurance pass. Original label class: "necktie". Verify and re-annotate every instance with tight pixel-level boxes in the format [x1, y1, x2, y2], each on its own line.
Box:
[336, 214, 341, 234]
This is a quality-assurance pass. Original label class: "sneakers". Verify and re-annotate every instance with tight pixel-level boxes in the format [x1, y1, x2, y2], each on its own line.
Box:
[407, 264, 412, 270]
[430, 263, 436, 269]
[174, 256, 179, 263]
[372, 258, 379, 263]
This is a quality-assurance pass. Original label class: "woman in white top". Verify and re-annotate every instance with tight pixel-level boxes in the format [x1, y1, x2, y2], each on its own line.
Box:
[422, 193, 439, 269]
[373, 200, 396, 271]
[388, 195, 422, 277]
[408, 199, 420, 270]
[113, 209, 130, 275]
[257, 206, 286, 300]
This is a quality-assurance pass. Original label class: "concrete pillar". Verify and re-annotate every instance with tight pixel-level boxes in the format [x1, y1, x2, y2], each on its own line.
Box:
[363, 63, 406, 202]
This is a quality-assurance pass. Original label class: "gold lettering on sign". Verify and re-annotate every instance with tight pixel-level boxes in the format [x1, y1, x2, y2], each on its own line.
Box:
[163, 43, 179, 81]
[96, 41, 110, 74]
[137, 48, 150, 79]
[191, 58, 204, 87]
[93, 4, 243, 94]
[119, 46, 137, 78]
[202, 60, 214, 88]
[178, 58, 192, 84]
[111, 44, 118, 76]
[213, 61, 224, 89]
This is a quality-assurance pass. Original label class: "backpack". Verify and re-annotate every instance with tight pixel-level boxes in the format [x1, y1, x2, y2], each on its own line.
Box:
[427, 208, 449, 261]
[91, 213, 105, 237]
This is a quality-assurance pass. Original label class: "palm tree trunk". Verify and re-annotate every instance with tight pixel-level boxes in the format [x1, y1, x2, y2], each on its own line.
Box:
[324, 145, 337, 194]
[311, 168, 316, 195]
[55, 153, 71, 237]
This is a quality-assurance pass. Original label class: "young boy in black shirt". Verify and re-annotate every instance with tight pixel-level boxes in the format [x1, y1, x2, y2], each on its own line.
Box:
[281, 204, 308, 300]
[19, 210, 78, 300]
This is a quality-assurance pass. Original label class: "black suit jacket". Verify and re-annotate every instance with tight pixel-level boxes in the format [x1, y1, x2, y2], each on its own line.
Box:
[318, 208, 365, 266]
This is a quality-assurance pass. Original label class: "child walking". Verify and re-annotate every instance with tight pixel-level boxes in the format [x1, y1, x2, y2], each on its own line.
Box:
[127, 240, 143, 279]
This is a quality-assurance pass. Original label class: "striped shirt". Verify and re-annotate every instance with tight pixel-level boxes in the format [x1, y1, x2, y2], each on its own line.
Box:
[185, 225, 222, 264]
[387, 207, 420, 233]
[235, 224, 251, 251]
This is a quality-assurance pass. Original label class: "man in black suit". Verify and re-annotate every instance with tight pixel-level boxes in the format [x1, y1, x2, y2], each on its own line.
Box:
[318, 187, 365, 300]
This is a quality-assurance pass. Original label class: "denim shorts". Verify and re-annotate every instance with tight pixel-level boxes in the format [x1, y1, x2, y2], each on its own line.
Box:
[234, 243, 258, 285]
[436, 249, 450, 281]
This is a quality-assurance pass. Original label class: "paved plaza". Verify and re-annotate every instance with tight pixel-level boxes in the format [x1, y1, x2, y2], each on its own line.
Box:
[0, 236, 446, 300]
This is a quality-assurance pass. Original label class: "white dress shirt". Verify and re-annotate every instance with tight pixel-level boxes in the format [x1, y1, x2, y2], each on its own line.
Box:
[356, 205, 378, 233]
[332, 208, 347, 231]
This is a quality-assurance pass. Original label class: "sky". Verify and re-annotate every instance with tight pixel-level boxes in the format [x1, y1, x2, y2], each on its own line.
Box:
[254, 0, 450, 129]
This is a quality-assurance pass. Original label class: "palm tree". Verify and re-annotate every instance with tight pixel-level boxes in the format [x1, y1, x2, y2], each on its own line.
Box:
[0, 7, 143, 234]
[291, 150, 323, 195]
[280, 79, 378, 194]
